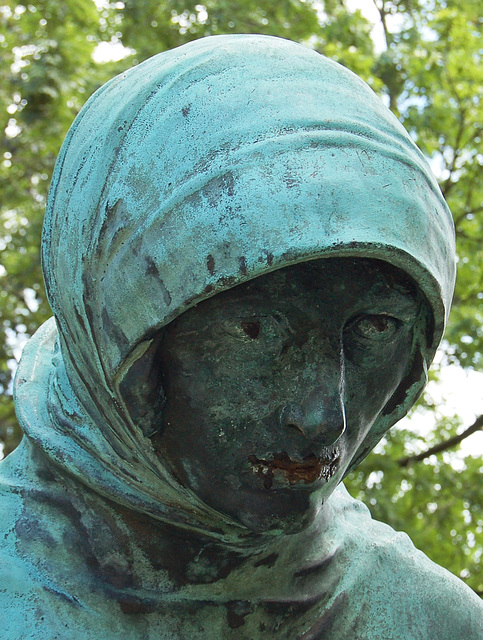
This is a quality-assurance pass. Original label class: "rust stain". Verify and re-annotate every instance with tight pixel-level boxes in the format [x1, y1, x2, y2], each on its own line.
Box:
[248, 451, 338, 489]
[207, 254, 215, 275]
[239, 256, 248, 276]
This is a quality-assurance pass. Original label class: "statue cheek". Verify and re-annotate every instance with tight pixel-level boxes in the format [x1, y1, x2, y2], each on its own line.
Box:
[343, 349, 411, 439]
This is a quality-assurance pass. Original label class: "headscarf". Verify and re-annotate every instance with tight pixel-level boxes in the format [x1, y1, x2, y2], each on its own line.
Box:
[15, 34, 455, 544]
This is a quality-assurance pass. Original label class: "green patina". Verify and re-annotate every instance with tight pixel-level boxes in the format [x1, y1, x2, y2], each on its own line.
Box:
[0, 35, 481, 639]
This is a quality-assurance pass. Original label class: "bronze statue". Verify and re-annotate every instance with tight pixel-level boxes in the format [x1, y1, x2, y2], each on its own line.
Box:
[0, 35, 481, 639]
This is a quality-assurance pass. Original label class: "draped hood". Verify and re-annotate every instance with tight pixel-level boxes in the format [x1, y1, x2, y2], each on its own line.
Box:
[15, 34, 455, 544]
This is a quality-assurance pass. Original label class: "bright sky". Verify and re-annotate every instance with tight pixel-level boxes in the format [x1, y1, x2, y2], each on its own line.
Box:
[346, 0, 388, 52]
[399, 364, 483, 457]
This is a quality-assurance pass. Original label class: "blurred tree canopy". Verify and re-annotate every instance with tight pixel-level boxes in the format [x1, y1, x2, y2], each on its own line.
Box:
[1, 0, 482, 594]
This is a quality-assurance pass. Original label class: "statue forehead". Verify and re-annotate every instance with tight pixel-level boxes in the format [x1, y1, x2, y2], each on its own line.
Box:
[166, 258, 423, 339]
[196, 258, 418, 300]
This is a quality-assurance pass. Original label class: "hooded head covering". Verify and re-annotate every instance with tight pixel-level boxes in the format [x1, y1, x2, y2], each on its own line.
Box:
[15, 35, 455, 543]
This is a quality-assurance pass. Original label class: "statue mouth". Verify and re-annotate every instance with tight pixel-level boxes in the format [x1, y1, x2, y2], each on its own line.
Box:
[248, 450, 339, 490]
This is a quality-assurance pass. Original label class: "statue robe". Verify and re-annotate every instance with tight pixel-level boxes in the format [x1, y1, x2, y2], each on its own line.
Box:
[0, 441, 481, 639]
[0, 321, 482, 640]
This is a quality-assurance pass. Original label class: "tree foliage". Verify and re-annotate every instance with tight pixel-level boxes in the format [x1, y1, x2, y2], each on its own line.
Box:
[1, 0, 481, 594]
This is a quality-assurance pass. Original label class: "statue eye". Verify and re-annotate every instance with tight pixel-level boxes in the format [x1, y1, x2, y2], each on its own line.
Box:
[349, 314, 400, 340]
[222, 314, 291, 346]
[240, 320, 261, 339]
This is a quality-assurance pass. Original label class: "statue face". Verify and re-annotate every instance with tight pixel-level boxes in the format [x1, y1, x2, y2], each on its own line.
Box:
[153, 258, 422, 534]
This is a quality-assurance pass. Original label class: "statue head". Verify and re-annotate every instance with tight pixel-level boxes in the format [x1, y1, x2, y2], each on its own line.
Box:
[22, 35, 454, 540]
[152, 257, 430, 532]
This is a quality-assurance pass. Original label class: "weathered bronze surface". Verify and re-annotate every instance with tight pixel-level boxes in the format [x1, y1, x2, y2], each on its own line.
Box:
[151, 258, 425, 533]
[0, 34, 481, 639]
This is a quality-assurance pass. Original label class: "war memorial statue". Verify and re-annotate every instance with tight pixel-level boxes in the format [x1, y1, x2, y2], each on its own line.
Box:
[0, 35, 482, 639]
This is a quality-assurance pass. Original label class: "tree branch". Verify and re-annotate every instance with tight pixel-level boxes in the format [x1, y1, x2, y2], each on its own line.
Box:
[398, 415, 483, 467]
[454, 205, 483, 228]
[372, 0, 391, 49]
[441, 112, 466, 198]
[440, 71, 468, 198]
[454, 229, 483, 244]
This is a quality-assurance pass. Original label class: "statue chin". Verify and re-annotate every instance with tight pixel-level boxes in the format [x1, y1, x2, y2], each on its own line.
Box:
[225, 486, 330, 537]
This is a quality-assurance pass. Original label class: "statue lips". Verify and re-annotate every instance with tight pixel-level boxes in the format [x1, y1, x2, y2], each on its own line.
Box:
[248, 449, 340, 490]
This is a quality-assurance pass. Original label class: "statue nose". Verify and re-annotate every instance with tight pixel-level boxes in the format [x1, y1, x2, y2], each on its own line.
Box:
[280, 386, 346, 447]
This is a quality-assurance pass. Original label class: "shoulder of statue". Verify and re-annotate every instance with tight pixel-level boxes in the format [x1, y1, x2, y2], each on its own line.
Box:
[328, 487, 483, 638]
